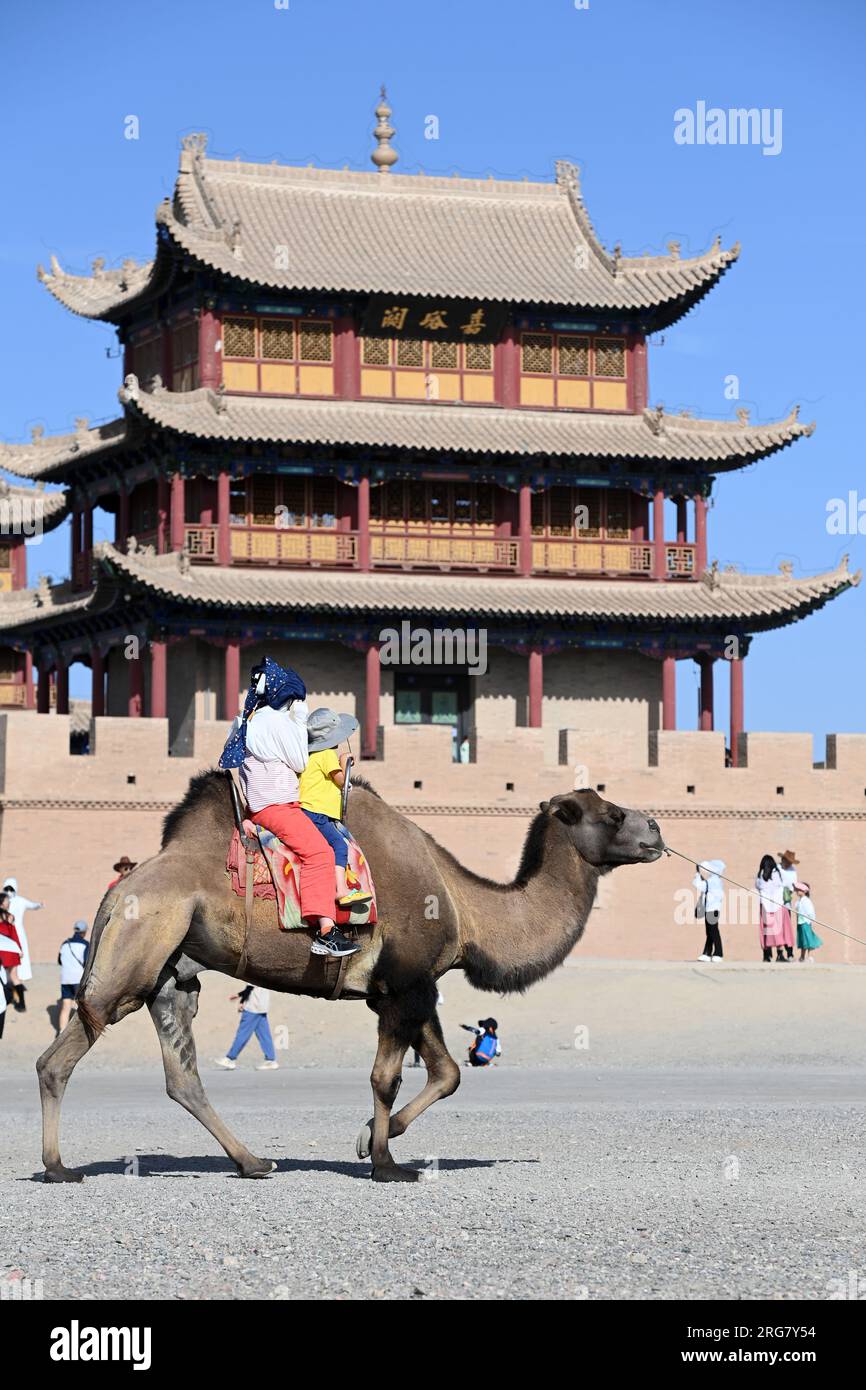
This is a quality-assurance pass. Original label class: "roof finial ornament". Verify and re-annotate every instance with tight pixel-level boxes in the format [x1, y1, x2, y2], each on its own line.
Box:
[371, 85, 398, 174]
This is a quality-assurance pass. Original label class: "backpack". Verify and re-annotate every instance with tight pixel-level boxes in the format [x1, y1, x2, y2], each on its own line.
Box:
[474, 1032, 498, 1063]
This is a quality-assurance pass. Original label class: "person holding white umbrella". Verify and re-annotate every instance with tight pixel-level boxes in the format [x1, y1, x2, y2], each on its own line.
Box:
[1, 877, 44, 1011]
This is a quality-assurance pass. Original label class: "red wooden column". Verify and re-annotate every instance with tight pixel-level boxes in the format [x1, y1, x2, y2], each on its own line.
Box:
[518, 483, 533, 577]
[170, 475, 186, 551]
[363, 642, 381, 759]
[528, 647, 543, 728]
[662, 655, 677, 731]
[224, 641, 241, 720]
[730, 655, 745, 766]
[335, 316, 359, 398]
[675, 497, 688, 543]
[157, 477, 169, 554]
[24, 652, 35, 710]
[128, 654, 144, 718]
[198, 306, 221, 389]
[697, 653, 714, 731]
[55, 661, 69, 715]
[495, 325, 520, 407]
[12, 539, 27, 589]
[694, 494, 708, 575]
[36, 663, 50, 714]
[150, 642, 167, 719]
[357, 477, 371, 571]
[91, 648, 105, 718]
[631, 336, 648, 412]
[652, 489, 666, 580]
[217, 472, 231, 565]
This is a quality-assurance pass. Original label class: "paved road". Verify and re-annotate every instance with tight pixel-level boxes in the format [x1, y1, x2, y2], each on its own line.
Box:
[3, 1065, 864, 1300]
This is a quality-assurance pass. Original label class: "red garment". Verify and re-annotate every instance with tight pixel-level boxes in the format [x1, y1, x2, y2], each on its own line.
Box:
[0, 919, 22, 971]
[251, 802, 336, 923]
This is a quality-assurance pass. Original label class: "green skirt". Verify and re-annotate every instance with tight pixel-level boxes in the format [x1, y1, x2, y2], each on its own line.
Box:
[796, 917, 823, 951]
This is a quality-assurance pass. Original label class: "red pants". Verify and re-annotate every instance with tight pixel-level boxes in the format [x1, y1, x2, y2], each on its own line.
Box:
[252, 802, 336, 923]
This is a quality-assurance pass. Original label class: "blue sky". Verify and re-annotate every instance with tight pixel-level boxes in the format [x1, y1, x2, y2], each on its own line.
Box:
[1, 0, 864, 744]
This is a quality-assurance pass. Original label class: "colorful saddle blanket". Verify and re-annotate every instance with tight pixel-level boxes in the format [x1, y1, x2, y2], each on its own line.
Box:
[226, 819, 377, 931]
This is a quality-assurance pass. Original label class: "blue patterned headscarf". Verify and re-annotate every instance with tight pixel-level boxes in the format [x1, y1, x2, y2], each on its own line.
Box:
[218, 657, 306, 769]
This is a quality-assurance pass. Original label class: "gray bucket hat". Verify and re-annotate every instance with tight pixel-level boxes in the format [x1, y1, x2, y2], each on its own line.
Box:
[307, 707, 359, 753]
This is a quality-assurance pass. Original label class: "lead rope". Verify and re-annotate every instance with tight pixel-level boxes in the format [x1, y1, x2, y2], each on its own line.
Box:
[662, 843, 866, 950]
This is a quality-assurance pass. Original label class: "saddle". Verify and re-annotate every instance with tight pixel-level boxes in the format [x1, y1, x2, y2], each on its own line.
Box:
[226, 820, 377, 932]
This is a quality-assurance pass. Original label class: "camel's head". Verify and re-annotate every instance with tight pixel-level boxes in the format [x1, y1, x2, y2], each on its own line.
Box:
[539, 789, 665, 868]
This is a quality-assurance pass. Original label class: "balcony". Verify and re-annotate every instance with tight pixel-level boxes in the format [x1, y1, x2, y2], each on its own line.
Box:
[180, 525, 696, 579]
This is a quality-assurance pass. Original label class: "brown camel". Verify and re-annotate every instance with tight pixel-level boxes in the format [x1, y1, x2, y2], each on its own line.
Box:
[36, 776, 664, 1183]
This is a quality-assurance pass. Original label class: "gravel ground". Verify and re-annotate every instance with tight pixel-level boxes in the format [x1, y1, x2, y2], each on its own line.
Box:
[3, 1065, 864, 1301]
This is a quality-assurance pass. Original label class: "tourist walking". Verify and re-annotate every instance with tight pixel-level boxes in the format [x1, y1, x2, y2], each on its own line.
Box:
[692, 859, 725, 961]
[57, 921, 90, 1032]
[214, 986, 279, 1070]
[755, 855, 789, 962]
[1, 876, 44, 1009]
[776, 850, 799, 960]
[0, 932, 21, 1041]
[0, 892, 24, 1011]
[792, 881, 823, 962]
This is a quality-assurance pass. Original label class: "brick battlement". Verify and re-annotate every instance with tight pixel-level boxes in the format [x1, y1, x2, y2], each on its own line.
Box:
[3, 712, 864, 967]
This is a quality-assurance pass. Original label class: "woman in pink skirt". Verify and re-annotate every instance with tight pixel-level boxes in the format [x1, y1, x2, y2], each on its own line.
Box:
[755, 855, 792, 962]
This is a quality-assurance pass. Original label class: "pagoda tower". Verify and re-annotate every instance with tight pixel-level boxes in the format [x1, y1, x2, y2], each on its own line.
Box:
[0, 100, 858, 765]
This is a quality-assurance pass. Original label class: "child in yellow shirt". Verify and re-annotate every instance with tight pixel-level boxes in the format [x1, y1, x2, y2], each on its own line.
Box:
[299, 707, 372, 910]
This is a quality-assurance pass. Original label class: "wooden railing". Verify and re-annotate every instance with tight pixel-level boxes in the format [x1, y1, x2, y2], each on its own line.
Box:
[533, 537, 654, 576]
[371, 532, 519, 572]
[228, 526, 358, 568]
[179, 524, 697, 579]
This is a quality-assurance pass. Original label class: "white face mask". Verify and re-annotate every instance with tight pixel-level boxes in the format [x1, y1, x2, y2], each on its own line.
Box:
[288, 700, 309, 724]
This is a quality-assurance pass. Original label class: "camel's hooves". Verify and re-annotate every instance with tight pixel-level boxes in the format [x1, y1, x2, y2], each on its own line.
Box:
[356, 1121, 373, 1160]
[239, 1159, 277, 1179]
[371, 1164, 421, 1183]
[43, 1166, 84, 1184]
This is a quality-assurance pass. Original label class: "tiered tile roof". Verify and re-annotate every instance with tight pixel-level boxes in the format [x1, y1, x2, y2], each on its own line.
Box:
[0, 382, 814, 483]
[35, 140, 739, 324]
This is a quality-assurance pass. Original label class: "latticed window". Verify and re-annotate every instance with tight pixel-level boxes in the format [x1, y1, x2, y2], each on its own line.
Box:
[522, 333, 553, 373]
[310, 479, 336, 528]
[594, 338, 626, 377]
[465, 341, 493, 372]
[133, 334, 162, 387]
[251, 477, 277, 526]
[280, 479, 306, 528]
[224, 317, 256, 358]
[397, 338, 424, 367]
[408, 481, 426, 523]
[606, 490, 630, 539]
[430, 341, 459, 370]
[237, 476, 337, 529]
[475, 484, 494, 525]
[558, 336, 590, 376]
[549, 488, 574, 537]
[261, 320, 294, 359]
[299, 322, 333, 362]
[171, 321, 199, 392]
[362, 337, 391, 366]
